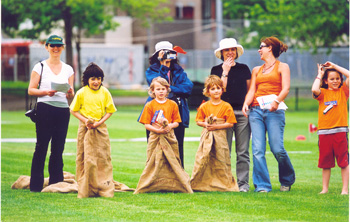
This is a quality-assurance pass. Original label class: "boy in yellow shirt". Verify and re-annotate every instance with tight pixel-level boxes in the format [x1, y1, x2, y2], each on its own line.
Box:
[70, 62, 117, 198]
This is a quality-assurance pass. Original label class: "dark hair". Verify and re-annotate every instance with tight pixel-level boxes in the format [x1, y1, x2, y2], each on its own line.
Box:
[220, 47, 238, 60]
[261, 36, 288, 58]
[321, 68, 343, 89]
[82, 62, 104, 86]
[149, 51, 180, 66]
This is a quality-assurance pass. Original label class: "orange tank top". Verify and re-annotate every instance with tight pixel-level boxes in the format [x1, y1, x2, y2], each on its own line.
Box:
[252, 60, 282, 107]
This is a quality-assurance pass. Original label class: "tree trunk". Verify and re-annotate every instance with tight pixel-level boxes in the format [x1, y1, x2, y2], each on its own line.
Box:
[63, 6, 73, 68]
[76, 28, 82, 87]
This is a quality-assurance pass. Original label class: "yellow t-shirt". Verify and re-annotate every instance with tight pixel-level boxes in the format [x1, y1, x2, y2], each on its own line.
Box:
[196, 100, 237, 124]
[139, 99, 182, 124]
[315, 84, 349, 130]
[70, 85, 117, 121]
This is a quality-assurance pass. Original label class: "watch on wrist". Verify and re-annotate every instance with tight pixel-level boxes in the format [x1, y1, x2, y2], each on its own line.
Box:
[222, 74, 228, 78]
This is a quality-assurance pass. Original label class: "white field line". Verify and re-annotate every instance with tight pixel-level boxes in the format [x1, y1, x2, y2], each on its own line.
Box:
[2, 138, 312, 154]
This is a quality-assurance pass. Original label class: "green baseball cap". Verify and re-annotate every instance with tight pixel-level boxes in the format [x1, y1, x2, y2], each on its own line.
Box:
[45, 35, 64, 45]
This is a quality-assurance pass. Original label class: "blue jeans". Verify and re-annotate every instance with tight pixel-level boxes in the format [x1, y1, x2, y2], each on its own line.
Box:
[249, 107, 295, 192]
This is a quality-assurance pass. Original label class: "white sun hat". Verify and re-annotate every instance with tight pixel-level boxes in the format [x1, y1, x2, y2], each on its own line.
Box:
[152, 41, 175, 56]
[214, 38, 244, 60]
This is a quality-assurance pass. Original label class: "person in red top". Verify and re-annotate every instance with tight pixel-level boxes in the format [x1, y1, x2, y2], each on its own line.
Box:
[311, 61, 349, 195]
[242, 36, 295, 193]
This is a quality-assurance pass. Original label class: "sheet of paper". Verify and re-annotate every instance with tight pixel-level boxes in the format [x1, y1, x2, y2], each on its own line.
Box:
[256, 94, 288, 110]
[51, 82, 70, 93]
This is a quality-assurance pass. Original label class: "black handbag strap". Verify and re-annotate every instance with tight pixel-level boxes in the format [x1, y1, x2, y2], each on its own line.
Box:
[29, 61, 44, 109]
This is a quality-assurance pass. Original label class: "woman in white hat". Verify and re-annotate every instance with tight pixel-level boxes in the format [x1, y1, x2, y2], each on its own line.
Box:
[139, 41, 193, 168]
[242, 36, 295, 193]
[211, 38, 251, 192]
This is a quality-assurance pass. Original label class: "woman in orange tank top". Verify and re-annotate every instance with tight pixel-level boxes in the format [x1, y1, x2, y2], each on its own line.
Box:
[242, 36, 295, 193]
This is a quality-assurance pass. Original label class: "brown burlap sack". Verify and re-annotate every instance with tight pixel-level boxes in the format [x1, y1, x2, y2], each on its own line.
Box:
[190, 118, 239, 192]
[134, 130, 193, 194]
[11, 172, 77, 190]
[76, 122, 114, 198]
[41, 179, 78, 193]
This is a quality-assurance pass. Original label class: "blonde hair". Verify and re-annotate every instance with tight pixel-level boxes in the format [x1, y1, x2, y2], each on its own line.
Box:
[148, 77, 171, 98]
[203, 75, 224, 97]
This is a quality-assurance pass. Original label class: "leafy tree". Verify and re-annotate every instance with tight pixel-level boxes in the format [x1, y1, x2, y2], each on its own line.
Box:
[223, 0, 349, 51]
[2, 0, 170, 73]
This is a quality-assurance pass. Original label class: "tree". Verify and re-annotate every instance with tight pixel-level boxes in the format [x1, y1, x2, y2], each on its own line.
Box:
[2, 0, 170, 72]
[223, 0, 349, 51]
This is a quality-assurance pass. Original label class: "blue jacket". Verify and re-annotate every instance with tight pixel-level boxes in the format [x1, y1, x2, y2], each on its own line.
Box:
[141, 63, 193, 128]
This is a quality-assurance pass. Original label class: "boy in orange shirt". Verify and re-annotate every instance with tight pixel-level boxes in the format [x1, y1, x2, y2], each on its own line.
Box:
[312, 61, 349, 195]
[135, 77, 193, 194]
[190, 75, 239, 192]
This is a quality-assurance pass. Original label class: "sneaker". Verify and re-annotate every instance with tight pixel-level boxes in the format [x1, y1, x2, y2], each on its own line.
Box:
[240, 188, 249, 192]
[258, 190, 268, 193]
[280, 185, 291, 192]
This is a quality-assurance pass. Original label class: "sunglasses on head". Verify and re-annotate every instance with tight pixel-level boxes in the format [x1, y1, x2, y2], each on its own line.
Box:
[259, 44, 268, 49]
[49, 44, 63, 48]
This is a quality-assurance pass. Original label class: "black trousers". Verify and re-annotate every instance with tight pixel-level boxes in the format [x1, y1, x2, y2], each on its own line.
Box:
[30, 102, 70, 191]
[146, 124, 185, 168]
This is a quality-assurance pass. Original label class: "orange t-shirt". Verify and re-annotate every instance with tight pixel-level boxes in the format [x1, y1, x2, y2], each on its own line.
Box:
[252, 60, 282, 107]
[196, 100, 237, 124]
[315, 84, 349, 130]
[139, 99, 182, 125]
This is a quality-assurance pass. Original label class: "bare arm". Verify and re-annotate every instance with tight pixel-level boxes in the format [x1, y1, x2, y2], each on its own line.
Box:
[311, 64, 324, 96]
[242, 66, 259, 117]
[270, 62, 290, 112]
[66, 74, 75, 99]
[28, 71, 56, 97]
[196, 121, 233, 131]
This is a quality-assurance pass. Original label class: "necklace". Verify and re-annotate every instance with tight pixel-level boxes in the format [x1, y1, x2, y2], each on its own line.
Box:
[262, 61, 276, 73]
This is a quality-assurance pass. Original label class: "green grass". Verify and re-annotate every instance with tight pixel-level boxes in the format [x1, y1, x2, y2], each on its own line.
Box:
[1, 110, 349, 221]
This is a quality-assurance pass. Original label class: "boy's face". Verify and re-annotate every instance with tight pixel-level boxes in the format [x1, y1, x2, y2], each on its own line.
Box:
[208, 84, 223, 99]
[153, 82, 167, 101]
[88, 77, 102, 90]
[325, 71, 341, 90]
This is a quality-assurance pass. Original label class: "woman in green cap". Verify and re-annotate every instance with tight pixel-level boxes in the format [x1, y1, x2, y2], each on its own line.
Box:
[28, 34, 75, 192]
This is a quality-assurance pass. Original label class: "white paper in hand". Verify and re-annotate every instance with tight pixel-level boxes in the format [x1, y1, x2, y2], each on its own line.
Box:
[256, 94, 288, 110]
[51, 82, 70, 93]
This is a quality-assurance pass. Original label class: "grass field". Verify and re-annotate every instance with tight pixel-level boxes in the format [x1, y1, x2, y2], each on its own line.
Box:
[1, 108, 349, 221]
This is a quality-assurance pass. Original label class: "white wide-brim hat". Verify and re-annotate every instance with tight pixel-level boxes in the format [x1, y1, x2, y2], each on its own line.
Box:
[152, 41, 175, 56]
[214, 38, 244, 60]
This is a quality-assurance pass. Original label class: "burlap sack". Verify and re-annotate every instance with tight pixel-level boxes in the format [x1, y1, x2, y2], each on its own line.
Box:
[41, 179, 78, 193]
[190, 118, 239, 192]
[134, 130, 193, 194]
[76, 122, 114, 198]
[11, 171, 77, 190]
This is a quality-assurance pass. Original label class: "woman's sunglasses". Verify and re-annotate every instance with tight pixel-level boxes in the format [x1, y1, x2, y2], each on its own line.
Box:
[49, 44, 63, 48]
[259, 45, 268, 49]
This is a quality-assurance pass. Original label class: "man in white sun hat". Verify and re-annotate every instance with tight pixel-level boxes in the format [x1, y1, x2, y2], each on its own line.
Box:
[139, 40, 193, 169]
[211, 38, 251, 192]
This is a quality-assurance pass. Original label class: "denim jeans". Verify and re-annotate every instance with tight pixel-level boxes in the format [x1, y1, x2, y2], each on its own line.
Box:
[249, 106, 295, 192]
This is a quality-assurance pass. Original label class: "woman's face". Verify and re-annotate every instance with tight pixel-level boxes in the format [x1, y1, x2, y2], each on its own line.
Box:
[222, 47, 237, 61]
[46, 44, 64, 57]
[258, 42, 270, 60]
